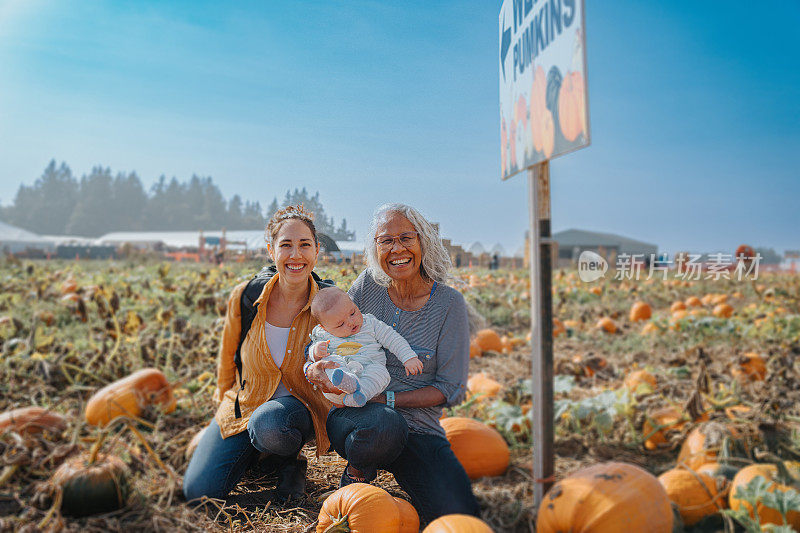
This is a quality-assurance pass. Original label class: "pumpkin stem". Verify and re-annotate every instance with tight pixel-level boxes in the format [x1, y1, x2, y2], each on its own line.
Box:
[88, 429, 109, 464]
[322, 514, 352, 533]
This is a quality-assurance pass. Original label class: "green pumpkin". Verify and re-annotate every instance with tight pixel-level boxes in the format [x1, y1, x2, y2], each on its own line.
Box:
[52, 453, 130, 517]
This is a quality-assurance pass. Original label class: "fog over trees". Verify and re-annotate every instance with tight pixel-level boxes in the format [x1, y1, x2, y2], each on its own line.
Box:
[0, 160, 355, 240]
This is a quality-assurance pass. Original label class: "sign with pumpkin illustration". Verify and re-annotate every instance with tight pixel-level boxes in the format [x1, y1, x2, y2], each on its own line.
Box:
[499, 0, 589, 179]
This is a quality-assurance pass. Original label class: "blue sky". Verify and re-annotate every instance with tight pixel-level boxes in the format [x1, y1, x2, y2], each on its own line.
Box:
[0, 0, 798, 255]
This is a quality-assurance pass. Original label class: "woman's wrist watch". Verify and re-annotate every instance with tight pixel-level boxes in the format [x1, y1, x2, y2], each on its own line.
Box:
[386, 390, 395, 409]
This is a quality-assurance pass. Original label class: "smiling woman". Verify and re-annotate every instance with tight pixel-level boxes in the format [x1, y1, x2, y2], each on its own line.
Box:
[306, 203, 481, 526]
[183, 205, 333, 504]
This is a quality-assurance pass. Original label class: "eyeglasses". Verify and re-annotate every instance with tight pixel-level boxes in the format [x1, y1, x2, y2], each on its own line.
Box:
[375, 231, 419, 249]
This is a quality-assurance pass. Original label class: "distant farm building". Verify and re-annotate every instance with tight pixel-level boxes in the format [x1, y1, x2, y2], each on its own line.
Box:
[547, 228, 658, 267]
[0, 220, 56, 256]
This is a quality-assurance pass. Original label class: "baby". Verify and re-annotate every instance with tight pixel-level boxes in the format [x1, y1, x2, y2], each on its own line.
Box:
[308, 287, 423, 407]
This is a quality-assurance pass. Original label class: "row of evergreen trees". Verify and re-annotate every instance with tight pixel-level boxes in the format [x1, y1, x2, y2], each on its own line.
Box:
[0, 161, 355, 240]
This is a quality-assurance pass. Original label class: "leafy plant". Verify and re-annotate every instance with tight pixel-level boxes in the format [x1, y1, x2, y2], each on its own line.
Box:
[555, 388, 630, 437]
[724, 475, 800, 532]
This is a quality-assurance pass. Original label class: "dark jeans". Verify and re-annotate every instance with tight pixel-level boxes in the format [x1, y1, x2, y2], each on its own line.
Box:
[183, 395, 313, 501]
[327, 404, 480, 523]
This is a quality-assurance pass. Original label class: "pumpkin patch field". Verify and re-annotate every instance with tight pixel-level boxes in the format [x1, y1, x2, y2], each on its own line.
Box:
[2, 259, 800, 532]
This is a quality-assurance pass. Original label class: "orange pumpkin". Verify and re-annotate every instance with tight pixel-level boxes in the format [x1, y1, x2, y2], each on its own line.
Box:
[729, 463, 800, 529]
[711, 294, 728, 306]
[469, 340, 482, 358]
[85, 368, 176, 426]
[440, 417, 509, 480]
[0, 406, 67, 436]
[537, 462, 673, 533]
[629, 301, 652, 322]
[643, 407, 686, 450]
[670, 301, 687, 313]
[669, 310, 689, 331]
[467, 373, 503, 400]
[423, 514, 494, 532]
[685, 296, 703, 308]
[624, 370, 656, 392]
[474, 329, 503, 353]
[712, 303, 733, 318]
[735, 244, 756, 265]
[60, 278, 78, 295]
[596, 317, 617, 334]
[499, 335, 512, 353]
[641, 322, 659, 335]
[558, 70, 586, 142]
[317, 483, 400, 533]
[393, 497, 419, 533]
[658, 468, 726, 526]
[678, 422, 744, 471]
[731, 352, 767, 382]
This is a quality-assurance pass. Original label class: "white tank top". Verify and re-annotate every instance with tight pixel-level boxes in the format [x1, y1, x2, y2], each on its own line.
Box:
[264, 322, 292, 399]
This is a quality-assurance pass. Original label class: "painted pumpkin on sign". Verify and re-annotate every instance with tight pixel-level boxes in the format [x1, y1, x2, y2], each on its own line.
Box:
[530, 65, 547, 153]
[558, 70, 586, 142]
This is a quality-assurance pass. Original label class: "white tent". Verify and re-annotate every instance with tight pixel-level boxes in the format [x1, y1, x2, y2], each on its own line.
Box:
[468, 242, 486, 255]
[490, 243, 506, 257]
[96, 230, 268, 250]
[0, 220, 56, 254]
[329, 240, 365, 261]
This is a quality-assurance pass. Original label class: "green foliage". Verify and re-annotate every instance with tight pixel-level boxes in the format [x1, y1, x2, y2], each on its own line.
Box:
[553, 374, 576, 395]
[723, 476, 800, 532]
[555, 387, 630, 437]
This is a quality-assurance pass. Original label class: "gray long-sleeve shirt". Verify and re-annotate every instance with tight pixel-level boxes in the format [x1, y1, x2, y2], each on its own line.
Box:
[348, 269, 470, 437]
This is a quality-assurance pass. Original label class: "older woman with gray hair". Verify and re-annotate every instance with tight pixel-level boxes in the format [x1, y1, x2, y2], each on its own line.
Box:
[305, 203, 480, 524]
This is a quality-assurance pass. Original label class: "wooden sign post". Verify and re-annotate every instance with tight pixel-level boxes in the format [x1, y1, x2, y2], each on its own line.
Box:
[499, 0, 589, 513]
[528, 162, 554, 505]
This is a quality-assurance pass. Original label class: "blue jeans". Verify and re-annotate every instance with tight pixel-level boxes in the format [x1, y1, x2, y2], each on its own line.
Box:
[183, 395, 313, 501]
[326, 404, 480, 523]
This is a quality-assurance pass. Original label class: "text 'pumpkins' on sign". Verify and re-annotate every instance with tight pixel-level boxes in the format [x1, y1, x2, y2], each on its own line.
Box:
[499, 0, 590, 179]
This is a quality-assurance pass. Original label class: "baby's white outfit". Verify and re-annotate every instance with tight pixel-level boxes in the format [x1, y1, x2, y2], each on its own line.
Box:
[309, 313, 418, 407]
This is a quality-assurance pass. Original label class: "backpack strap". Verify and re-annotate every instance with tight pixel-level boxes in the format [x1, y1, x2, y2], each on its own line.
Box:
[233, 265, 334, 418]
